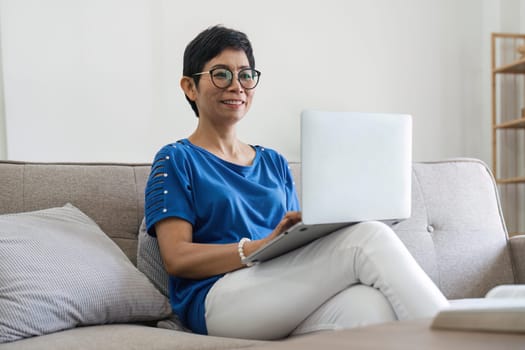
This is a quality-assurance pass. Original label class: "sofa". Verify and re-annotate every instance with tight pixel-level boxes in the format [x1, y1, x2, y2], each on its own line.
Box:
[0, 158, 524, 349]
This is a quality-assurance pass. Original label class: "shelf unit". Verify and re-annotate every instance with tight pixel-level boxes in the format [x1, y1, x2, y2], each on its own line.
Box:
[491, 33, 525, 236]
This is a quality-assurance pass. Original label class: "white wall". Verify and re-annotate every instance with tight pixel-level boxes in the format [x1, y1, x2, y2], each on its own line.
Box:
[0, 0, 154, 162]
[0, 0, 520, 163]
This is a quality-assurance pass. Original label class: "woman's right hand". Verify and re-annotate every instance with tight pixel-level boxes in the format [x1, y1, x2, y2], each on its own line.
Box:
[241, 211, 302, 260]
[260, 211, 302, 245]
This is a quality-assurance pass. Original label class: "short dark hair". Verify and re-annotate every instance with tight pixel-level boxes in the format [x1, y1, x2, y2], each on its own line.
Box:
[183, 25, 256, 117]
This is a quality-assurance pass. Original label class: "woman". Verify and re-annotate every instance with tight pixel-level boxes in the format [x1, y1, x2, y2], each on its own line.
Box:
[145, 25, 448, 340]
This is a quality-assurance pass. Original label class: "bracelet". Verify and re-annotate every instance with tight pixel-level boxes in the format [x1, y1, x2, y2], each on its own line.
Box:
[237, 237, 254, 267]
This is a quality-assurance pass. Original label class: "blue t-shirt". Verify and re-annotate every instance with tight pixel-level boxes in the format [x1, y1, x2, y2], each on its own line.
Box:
[144, 139, 299, 334]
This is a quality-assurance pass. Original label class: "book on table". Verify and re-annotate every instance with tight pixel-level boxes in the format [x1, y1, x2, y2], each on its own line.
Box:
[431, 284, 525, 333]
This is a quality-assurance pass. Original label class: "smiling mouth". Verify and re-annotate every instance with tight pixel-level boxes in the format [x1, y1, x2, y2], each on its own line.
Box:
[221, 100, 244, 105]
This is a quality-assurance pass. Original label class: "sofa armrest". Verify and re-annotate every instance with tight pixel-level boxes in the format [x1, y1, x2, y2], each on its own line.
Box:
[509, 235, 525, 283]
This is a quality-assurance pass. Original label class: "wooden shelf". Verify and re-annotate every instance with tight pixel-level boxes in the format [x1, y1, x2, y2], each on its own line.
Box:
[509, 232, 524, 237]
[496, 176, 525, 185]
[492, 33, 525, 236]
[494, 117, 525, 129]
[494, 56, 525, 74]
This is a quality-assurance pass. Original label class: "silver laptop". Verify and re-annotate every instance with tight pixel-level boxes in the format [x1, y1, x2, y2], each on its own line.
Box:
[243, 110, 412, 265]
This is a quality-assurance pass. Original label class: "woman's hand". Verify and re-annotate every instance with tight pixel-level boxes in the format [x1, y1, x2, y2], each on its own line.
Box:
[264, 211, 302, 243]
[243, 211, 302, 257]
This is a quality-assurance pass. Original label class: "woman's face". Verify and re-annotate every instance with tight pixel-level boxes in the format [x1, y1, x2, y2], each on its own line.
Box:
[191, 49, 256, 125]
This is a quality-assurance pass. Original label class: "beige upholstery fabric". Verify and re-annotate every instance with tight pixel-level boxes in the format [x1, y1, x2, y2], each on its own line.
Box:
[0, 159, 524, 349]
[397, 160, 514, 298]
[0, 162, 151, 265]
[0, 324, 265, 350]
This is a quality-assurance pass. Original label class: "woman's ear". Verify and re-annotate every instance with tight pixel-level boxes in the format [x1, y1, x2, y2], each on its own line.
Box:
[180, 77, 197, 101]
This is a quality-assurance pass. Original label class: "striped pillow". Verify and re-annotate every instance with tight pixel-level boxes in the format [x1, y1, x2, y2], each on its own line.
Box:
[137, 218, 170, 297]
[0, 204, 172, 343]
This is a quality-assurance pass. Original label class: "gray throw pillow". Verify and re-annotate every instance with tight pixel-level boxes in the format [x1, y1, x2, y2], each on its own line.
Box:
[137, 218, 188, 332]
[137, 218, 170, 296]
[0, 204, 172, 343]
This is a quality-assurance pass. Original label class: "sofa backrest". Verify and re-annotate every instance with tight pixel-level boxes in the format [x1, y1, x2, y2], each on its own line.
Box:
[0, 158, 515, 298]
[0, 161, 150, 265]
[289, 158, 515, 299]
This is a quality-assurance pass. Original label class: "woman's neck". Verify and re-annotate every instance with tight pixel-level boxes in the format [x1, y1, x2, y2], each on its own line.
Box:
[188, 123, 255, 166]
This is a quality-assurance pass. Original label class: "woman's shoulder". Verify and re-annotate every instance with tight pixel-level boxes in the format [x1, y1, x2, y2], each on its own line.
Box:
[253, 145, 291, 167]
[153, 139, 192, 162]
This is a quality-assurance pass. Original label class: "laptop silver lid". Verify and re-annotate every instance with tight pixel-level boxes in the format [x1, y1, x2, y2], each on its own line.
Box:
[300, 110, 412, 225]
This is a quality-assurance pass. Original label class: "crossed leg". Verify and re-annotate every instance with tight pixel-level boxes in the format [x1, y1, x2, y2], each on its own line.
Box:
[205, 221, 448, 340]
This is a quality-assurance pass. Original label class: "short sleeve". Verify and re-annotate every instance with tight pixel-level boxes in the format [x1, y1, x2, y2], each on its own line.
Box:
[280, 156, 300, 212]
[286, 179, 300, 212]
[144, 145, 196, 236]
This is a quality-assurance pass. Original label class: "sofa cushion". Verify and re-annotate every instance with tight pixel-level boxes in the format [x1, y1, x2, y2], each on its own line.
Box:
[0, 324, 265, 350]
[0, 204, 172, 344]
[393, 159, 514, 298]
[137, 218, 170, 296]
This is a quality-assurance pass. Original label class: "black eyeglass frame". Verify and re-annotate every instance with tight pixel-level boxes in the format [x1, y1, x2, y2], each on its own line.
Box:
[192, 67, 261, 90]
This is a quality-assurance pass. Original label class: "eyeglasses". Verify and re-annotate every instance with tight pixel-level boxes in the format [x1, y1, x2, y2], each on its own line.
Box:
[192, 67, 261, 90]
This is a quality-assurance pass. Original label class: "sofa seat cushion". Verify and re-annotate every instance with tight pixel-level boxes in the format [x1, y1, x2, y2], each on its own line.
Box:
[0, 324, 265, 350]
[0, 204, 172, 344]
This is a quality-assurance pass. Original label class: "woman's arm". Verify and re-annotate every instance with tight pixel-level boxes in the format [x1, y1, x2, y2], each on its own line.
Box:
[155, 212, 301, 280]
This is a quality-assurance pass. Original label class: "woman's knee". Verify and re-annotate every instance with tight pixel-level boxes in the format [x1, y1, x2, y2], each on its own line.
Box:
[337, 221, 400, 248]
[291, 284, 397, 336]
[333, 284, 397, 326]
[353, 221, 395, 235]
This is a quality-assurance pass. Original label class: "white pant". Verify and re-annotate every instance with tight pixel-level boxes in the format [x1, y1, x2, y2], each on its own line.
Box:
[205, 221, 448, 340]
